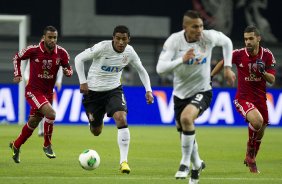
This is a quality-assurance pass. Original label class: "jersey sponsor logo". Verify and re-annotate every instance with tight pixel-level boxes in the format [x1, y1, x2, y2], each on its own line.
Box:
[245, 73, 262, 81]
[38, 70, 54, 79]
[186, 57, 207, 65]
[101, 65, 123, 72]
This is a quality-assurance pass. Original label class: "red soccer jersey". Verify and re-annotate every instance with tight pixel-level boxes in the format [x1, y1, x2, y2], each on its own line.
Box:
[232, 47, 276, 102]
[13, 41, 70, 94]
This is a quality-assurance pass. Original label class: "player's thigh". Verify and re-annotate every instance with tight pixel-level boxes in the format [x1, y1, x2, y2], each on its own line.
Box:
[234, 99, 257, 123]
[175, 90, 212, 122]
[82, 91, 106, 127]
[26, 91, 51, 117]
[189, 90, 212, 116]
[106, 87, 127, 118]
[246, 108, 263, 124]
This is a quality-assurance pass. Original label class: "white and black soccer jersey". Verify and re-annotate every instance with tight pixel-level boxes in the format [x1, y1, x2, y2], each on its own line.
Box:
[157, 30, 233, 99]
[75, 40, 152, 92]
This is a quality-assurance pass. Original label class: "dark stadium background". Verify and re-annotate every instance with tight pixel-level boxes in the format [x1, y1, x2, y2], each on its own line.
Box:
[0, 0, 282, 42]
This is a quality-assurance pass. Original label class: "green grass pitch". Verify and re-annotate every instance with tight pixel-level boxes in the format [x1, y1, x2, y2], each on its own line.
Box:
[0, 125, 281, 184]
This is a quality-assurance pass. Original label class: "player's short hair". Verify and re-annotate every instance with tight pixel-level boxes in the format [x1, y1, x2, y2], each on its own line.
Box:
[113, 25, 130, 37]
[244, 25, 261, 36]
[183, 10, 202, 19]
[43, 26, 57, 35]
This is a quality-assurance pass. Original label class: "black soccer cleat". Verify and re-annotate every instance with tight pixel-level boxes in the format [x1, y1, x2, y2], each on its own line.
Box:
[9, 142, 20, 163]
[43, 145, 56, 159]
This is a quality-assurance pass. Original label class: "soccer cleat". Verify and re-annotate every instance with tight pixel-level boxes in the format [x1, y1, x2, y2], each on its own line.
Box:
[120, 161, 131, 174]
[244, 143, 260, 173]
[43, 145, 56, 159]
[9, 142, 20, 163]
[244, 157, 260, 173]
[38, 132, 44, 137]
[188, 161, 206, 184]
[175, 164, 189, 179]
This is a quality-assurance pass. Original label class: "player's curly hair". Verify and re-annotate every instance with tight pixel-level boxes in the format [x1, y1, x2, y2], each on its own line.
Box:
[43, 25, 57, 35]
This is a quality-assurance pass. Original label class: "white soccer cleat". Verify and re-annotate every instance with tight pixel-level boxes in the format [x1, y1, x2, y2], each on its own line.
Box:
[175, 164, 189, 179]
[189, 178, 199, 184]
[189, 161, 206, 184]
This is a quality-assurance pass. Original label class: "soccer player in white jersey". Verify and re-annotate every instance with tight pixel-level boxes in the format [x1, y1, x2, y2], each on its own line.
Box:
[156, 10, 235, 183]
[74, 25, 154, 174]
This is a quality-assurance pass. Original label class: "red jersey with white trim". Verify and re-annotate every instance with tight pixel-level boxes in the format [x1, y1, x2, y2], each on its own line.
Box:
[232, 47, 276, 101]
[13, 41, 71, 94]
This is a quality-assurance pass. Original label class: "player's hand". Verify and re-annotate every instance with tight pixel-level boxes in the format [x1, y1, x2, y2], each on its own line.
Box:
[55, 82, 62, 91]
[224, 66, 236, 86]
[145, 91, 154, 104]
[182, 48, 195, 64]
[256, 59, 265, 74]
[13, 76, 22, 83]
[80, 83, 89, 95]
[63, 66, 73, 77]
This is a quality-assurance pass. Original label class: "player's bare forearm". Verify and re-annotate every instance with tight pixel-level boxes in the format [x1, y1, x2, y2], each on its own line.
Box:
[224, 66, 236, 86]
[262, 72, 275, 84]
[211, 60, 224, 77]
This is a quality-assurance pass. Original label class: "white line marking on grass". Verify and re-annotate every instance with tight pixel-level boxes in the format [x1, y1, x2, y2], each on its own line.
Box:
[202, 177, 282, 181]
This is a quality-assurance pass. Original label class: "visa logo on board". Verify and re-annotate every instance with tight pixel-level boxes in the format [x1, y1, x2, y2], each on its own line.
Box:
[0, 86, 282, 126]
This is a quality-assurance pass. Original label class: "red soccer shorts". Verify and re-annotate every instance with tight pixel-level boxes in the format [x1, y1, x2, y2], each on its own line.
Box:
[25, 90, 53, 118]
[233, 98, 269, 125]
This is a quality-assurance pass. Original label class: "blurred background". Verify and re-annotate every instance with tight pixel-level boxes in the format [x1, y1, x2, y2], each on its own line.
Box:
[0, 0, 281, 88]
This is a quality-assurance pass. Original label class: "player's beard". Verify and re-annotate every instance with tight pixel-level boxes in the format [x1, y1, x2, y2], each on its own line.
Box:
[46, 42, 55, 51]
[246, 45, 254, 53]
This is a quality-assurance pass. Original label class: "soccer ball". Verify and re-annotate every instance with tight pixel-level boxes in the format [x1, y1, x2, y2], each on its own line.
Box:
[78, 149, 100, 170]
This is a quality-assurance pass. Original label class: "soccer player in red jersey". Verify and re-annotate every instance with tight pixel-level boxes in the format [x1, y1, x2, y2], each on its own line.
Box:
[10, 26, 73, 163]
[211, 25, 276, 173]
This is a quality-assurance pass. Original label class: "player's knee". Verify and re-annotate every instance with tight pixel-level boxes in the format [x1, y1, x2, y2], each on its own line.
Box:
[27, 117, 42, 128]
[253, 118, 263, 130]
[180, 116, 193, 125]
[90, 126, 102, 136]
[27, 121, 38, 128]
[46, 109, 56, 119]
[113, 112, 127, 124]
[50, 110, 56, 119]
